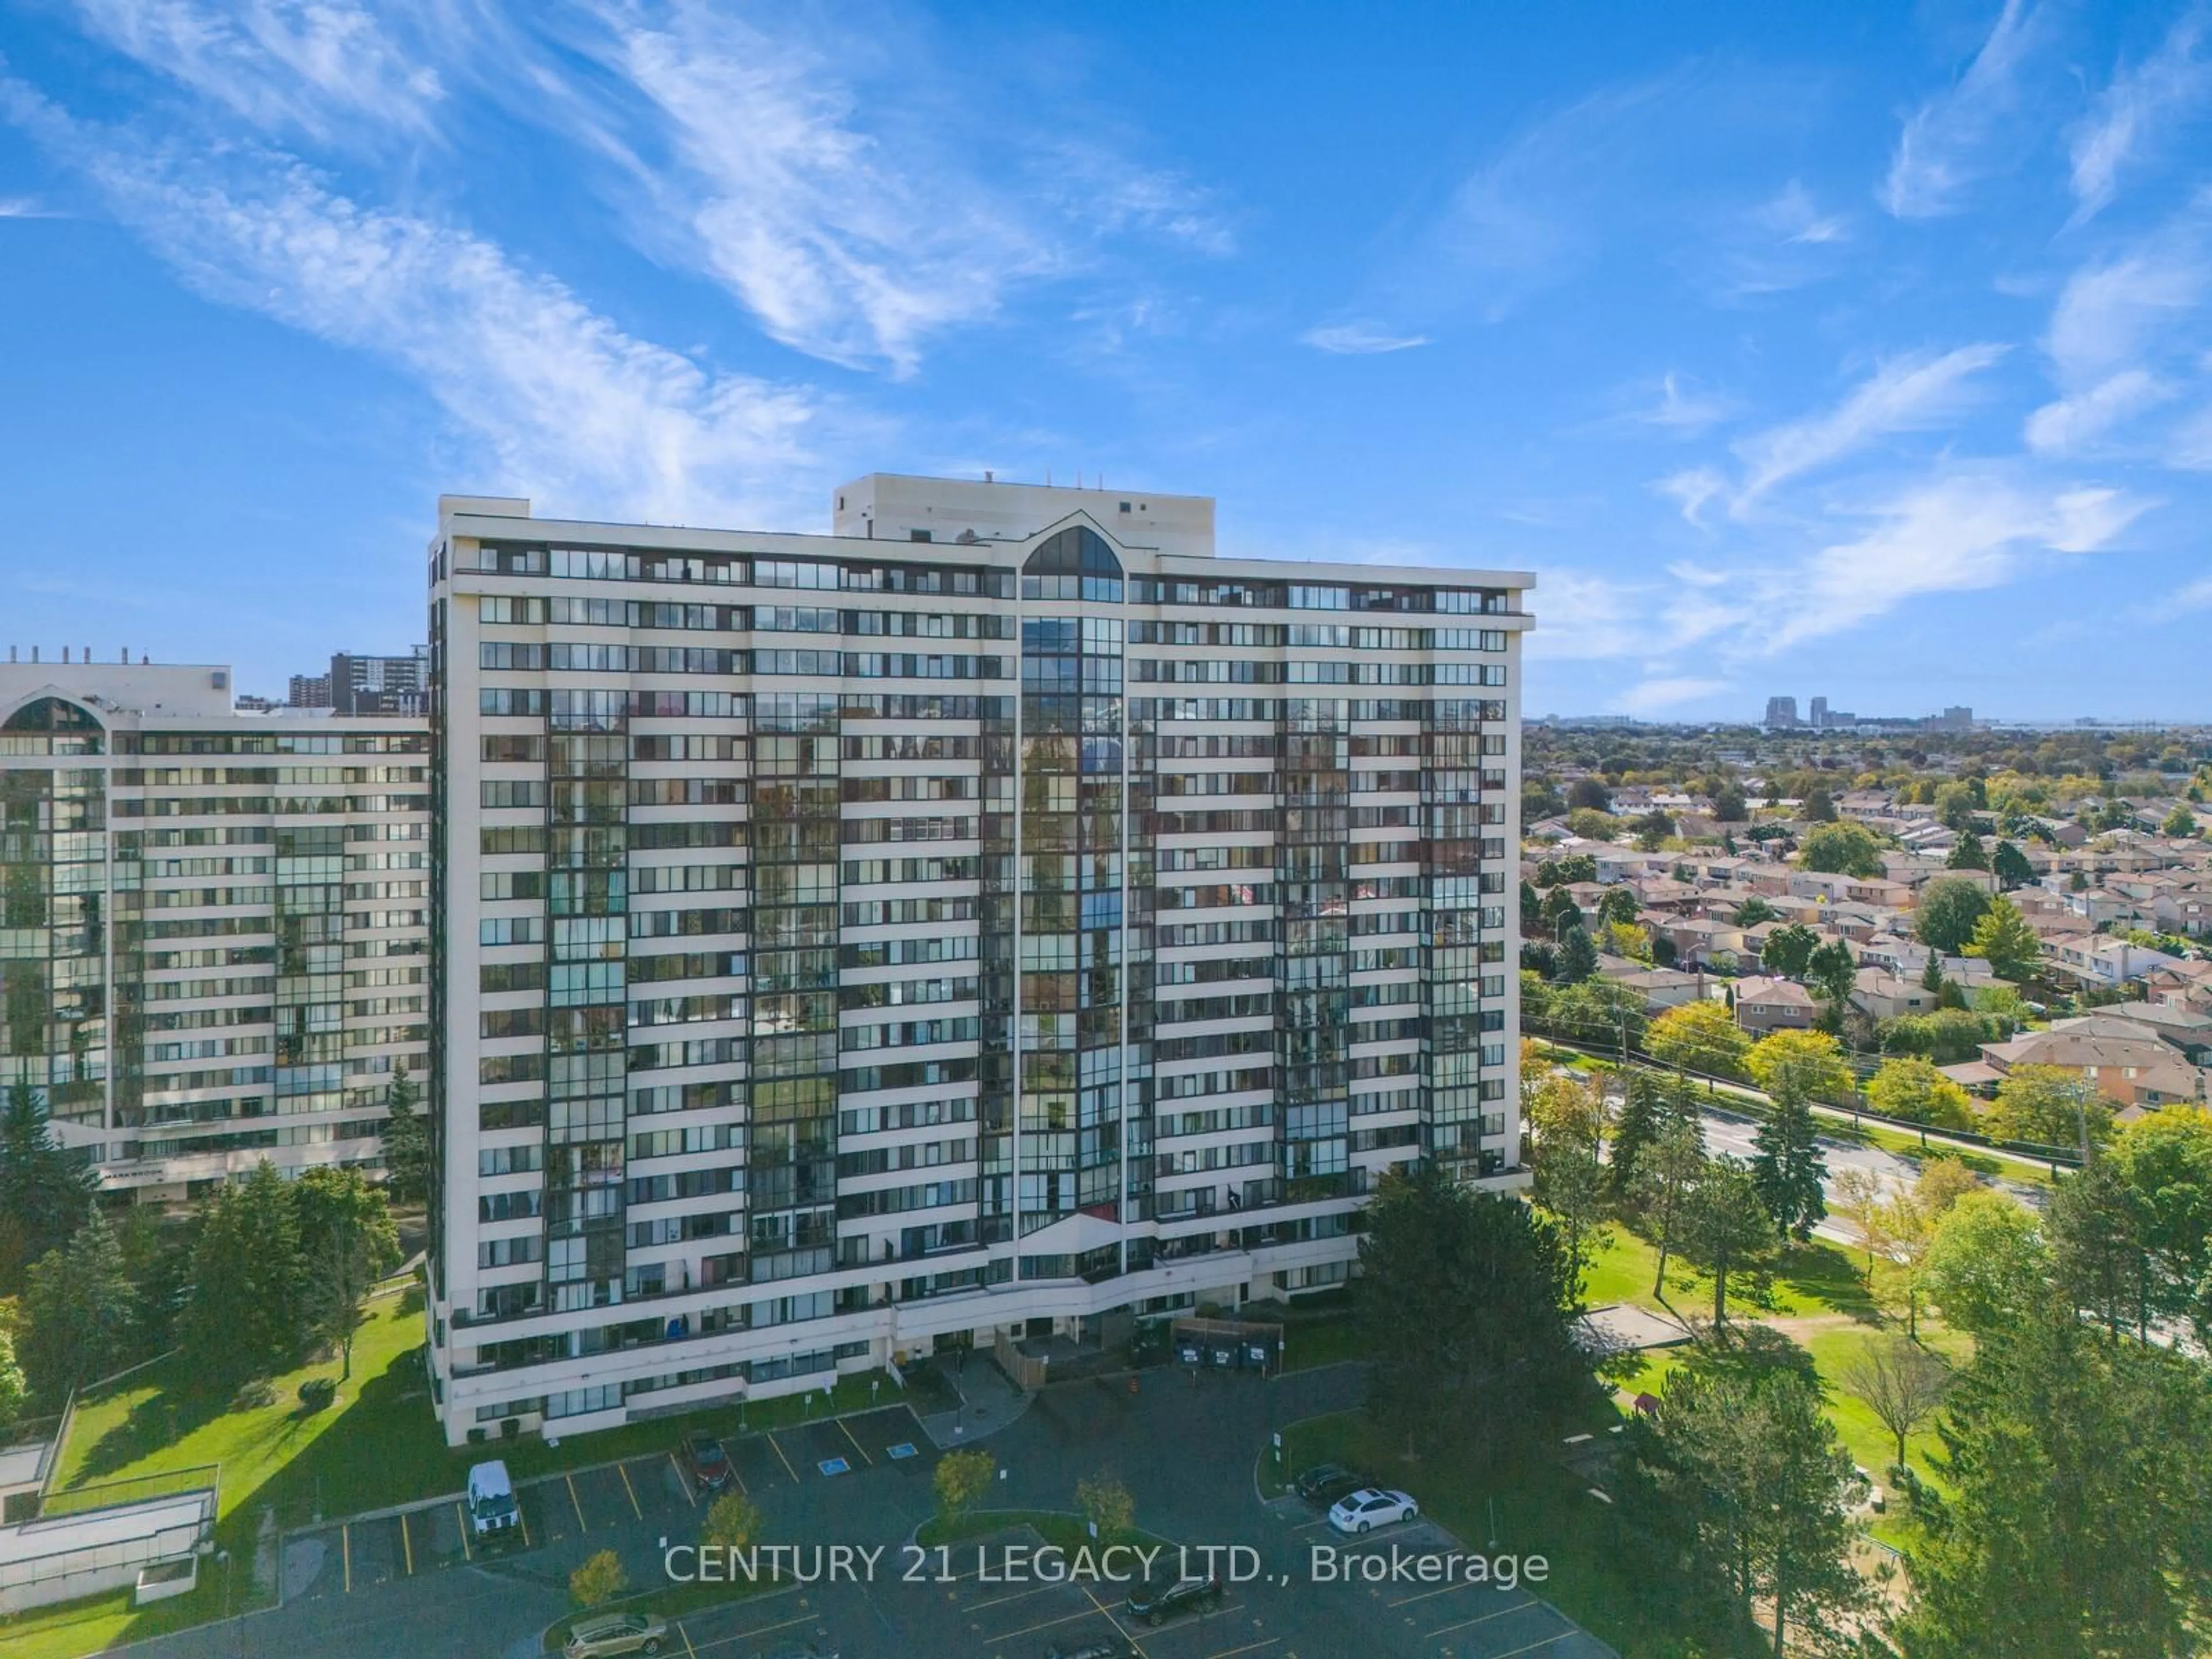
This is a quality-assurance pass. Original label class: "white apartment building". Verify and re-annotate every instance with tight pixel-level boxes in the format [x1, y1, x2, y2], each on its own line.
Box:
[0, 658, 429, 1199]
[426, 476, 1531, 1445]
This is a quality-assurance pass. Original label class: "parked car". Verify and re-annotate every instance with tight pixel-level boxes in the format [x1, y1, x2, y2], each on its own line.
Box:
[1327, 1488, 1419, 1535]
[562, 1612, 668, 1658]
[1293, 1463, 1373, 1507]
[465, 1460, 519, 1543]
[681, 1430, 732, 1492]
[1124, 1575, 1223, 1625]
[1047, 1640, 1135, 1659]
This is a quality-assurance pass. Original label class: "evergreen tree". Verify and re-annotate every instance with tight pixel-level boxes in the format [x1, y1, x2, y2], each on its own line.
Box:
[1751, 1096, 1829, 1242]
[1554, 924, 1599, 985]
[2044, 1160, 2156, 1344]
[1678, 1156, 1773, 1326]
[181, 1162, 306, 1391]
[0, 1080, 98, 1291]
[19, 1207, 137, 1404]
[1358, 1165, 1582, 1462]
[1920, 953, 1946, 994]
[1896, 1309, 2212, 1658]
[1608, 1070, 1666, 1205]
[1967, 895, 2041, 983]
[1991, 839, 2035, 890]
[380, 1065, 430, 1206]
[1945, 830, 1988, 870]
[296, 1167, 401, 1380]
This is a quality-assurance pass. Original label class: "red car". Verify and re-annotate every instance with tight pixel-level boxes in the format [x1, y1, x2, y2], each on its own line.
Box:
[681, 1431, 732, 1492]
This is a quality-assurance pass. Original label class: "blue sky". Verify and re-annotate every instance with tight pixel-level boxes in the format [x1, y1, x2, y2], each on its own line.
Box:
[3, 2, 2210, 720]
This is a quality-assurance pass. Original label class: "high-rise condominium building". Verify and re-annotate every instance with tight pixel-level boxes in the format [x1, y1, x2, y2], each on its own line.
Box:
[0, 659, 429, 1199]
[1764, 695, 1800, 728]
[331, 647, 431, 715]
[424, 476, 1529, 1445]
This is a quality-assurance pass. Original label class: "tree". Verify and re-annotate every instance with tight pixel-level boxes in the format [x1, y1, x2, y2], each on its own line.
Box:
[1536, 851, 1597, 888]
[1798, 820, 1884, 877]
[1805, 939, 1857, 1009]
[569, 1548, 626, 1608]
[1677, 1156, 1773, 1327]
[18, 1208, 137, 1405]
[1841, 1334, 1950, 1471]
[1554, 924, 1599, 985]
[1533, 1126, 1608, 1310]
[1751, 1096, 1828, 1241]
[0, 1326, 25, 1434]
[700, 1488, 764, 1552]
[1746, 1028, 1853, 1105]
[1919, 952, 1946, 994]
[1831, 1167, 1887, 1283]
[1075, 1472, 1134, 1542]
[0, 1081, 97, 1292]
[1880, 1007, 2001, 1065]
[1607, 1070, 1667, 1204]
[1631, 809, 1675, 851]
[1866, 1056, 1975, 1130]
[1358, 1165, 1582, 1459]
[1646, 998, 1751, 1081]
[1520, 878, 1543, 934]
[1619, 1335, 1864, 1650]
[1596, 885, 1641, 927]
[1895, 1310, 2212, 1658]
[1991, 839, 2035, 890]
[181, 1161, 306, 1391]
[1965, 895, 2040, 982]
[295, 1168, 400, 1381]
[2109, 1107, 2212, 1333]
[2044, 1159, 2155, 1343]
[1637, 1116, 1708, 1297]
[2162, 802, 2199, 838]
[1915, 1154, 1980, 1216]
[1915, 877, 1992, 954]
[1567, 778, 1612, 813]
[1801, 781, 1838, 822]
[380, 1065, 430, 1206]
[1985, 1063, 2110, 1153]
[1759, 922, 1819, 979]
[1945, 830, 1988, 870]
[1713, 784, 1748, 822]
[1923, 1191, 2047, 1338]
[934, 1449, 995, 1528]
[1734, 895, 1778, 926]
[1539, 885, 1584, 937]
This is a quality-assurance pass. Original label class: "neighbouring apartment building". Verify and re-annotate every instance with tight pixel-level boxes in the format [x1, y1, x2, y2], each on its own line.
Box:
[0, 657, 429, 1199]
[424, 476, 1530, 1445]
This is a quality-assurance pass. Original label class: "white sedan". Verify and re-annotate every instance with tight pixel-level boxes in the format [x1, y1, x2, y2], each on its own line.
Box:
[1327, 1487, 1419, 1535]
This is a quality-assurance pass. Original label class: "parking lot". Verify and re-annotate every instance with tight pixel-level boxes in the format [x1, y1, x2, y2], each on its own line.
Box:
[280, 1407, 937, 1605]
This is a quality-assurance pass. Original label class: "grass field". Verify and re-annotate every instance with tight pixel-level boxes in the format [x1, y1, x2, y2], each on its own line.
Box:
[1278, 1406, 1768, 1659]
[1578, 1222, 1876, 1324]
[5, 1286, 904, 1659]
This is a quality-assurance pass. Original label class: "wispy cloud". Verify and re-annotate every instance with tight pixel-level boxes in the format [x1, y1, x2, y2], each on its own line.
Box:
[3, 80, 838, 528]
[1656, 466, 1726, 527]
[1881, 0, 2045, 219]
[66, 0, 445, 143]
[1521, 569, 1654, 662]
[2044, 247, 2206, 385]
[2069, 6, 2211, 224]
[1731, 343, 2011, 506]
[2170, 572, 2212, 611]
[2023, 368, 2173, 454]
[0, 195, 62, 217]
[1698, 180, 1853, 299]
[1638, 374, 1732, 433]
[1299, 322, 1428, 355]
[1755, 470, 2147, 652]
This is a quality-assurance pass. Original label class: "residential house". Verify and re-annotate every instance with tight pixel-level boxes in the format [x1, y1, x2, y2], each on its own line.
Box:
[2044, 934, 2185, 990]
[1851, 967, 1940, 1022]
[1600, 963, 1711, 1014]
[1977, 1018, 2206, 1115]
[1733, 975, 1818, 1036]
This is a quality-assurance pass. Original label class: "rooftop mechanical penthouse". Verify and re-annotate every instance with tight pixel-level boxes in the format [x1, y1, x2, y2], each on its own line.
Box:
[424, 475, 1532, 1445]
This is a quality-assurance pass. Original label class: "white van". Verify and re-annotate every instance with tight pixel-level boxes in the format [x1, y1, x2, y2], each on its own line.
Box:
[466, 1460, 519, 1541]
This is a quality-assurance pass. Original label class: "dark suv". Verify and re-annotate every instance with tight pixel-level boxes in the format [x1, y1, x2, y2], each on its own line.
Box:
[1294, 1463, 1372, 1507]
[1124, 1575, 1223, 1625]
[680, 1431, 732, 1492]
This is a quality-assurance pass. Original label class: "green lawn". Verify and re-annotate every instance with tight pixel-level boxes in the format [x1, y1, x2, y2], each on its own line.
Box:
[1578, 1222, 1876, 1324]
[6, 1286, 911, 1659]
[1279, 1407, 1766, 1659]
